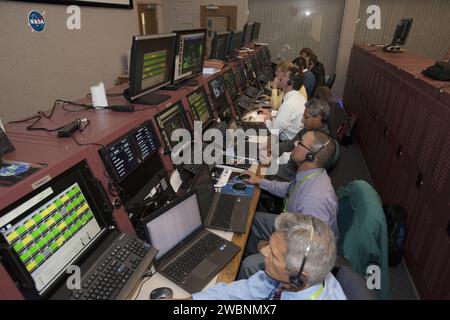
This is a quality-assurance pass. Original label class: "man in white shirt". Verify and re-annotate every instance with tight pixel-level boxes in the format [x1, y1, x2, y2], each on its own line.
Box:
[258, 67, 306, 141]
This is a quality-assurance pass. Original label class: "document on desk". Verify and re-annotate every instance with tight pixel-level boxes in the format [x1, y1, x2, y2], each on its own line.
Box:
[242, 111, 265, 122]
[271, 110, 278, 117]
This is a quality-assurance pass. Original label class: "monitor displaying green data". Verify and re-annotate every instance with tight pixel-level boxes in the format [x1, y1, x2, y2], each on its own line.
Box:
[173, 29, 207, 84]
[0, 182, 103, 295]
[141, 50, 169, 91]
[187, 87, 214, 127]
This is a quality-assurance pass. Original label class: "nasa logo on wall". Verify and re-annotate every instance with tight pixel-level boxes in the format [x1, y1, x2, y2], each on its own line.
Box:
[28, 10, 46, 32]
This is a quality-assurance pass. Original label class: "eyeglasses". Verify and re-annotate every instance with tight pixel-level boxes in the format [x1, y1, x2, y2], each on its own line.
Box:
[293, 140, 313, 152]
[303, 113, 316, 120]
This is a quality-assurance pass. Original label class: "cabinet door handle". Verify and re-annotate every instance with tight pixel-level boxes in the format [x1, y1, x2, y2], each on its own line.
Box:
[416, 173, 424, 189]
[396, 145, 403, 158]
[384, 126, 389, 136]
[447, 220, 450, 237]
[374, 112, 378, 121]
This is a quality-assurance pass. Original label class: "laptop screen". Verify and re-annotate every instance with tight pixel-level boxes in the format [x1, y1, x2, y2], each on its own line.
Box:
[145, 192, 202, 260]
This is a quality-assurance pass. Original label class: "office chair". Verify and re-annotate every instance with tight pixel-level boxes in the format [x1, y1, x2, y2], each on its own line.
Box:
[325, 73, 336, 89]
[336, 180, 390, 299]
[325, 139, 340, 174]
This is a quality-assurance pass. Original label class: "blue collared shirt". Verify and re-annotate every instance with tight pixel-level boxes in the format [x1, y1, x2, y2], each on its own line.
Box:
[260, 168, 339, 238]
[192, 271, 347, 300]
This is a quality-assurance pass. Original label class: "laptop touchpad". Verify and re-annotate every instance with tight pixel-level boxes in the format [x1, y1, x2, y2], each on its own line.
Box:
[192, 260, 219, 279]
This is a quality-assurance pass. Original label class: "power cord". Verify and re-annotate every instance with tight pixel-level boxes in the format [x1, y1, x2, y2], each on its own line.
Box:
[133, 269, 155, 300]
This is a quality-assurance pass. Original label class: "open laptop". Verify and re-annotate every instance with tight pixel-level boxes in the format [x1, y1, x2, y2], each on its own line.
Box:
[191, 165, 251, 234]
[143, 190, 240, 294]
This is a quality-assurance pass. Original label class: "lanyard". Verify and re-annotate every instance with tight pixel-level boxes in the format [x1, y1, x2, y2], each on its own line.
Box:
[283, 170, 323, 212]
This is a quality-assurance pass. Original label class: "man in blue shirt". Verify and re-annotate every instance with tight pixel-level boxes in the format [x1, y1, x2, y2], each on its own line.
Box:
[192, 213, 346, 300]
[293, 57, 316, 99]
[238, 129, 338, 279]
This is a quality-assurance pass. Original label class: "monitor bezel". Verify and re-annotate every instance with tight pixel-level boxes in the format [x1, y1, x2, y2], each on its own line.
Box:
[251, 22, 261, 42]
[210, 31, 230, 60]
[127, 33, 176, 102]
[172, 29, 207, 84]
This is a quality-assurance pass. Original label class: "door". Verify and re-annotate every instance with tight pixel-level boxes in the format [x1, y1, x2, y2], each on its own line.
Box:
[137, 3, 158, 36]
[200, 5, 237, 56]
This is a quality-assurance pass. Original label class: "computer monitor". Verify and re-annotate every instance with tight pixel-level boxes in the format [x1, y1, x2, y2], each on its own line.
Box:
[251, 22, 261, 42]
[125, 33, 176, 105]
[223, 69, 239, 100]
[228, 31, 243, 58]
[172, 29, 207, 85]
[155, 101, 191, 152]
[384, 18, 413, 52]
[241, 23, 254, 48]
[186, 87, 215, 129]
[235, 62, 247, 88]
[210, 31, 230, 60]
[208, 76, 228, 111]
[99, 121, 162, 203]
[0, 161, 110, 298]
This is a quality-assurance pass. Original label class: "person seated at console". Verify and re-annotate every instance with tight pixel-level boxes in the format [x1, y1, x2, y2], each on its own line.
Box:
[261, 60, 308, 107]
[191, 213, 346, 300]
[257, 66, 306, 142]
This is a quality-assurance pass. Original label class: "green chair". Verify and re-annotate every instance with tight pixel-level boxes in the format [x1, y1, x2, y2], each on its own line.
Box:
[336, 180, 390, 299]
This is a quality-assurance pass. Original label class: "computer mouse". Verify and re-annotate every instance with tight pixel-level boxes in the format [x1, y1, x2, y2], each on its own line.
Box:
[257, 110, 264, 115]
[150, 287, 173, 300]
[232, 183, 247, 191]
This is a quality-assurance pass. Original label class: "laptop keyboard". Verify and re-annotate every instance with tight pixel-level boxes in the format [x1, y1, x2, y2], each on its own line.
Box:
[246, 86, 262, 100]
[70, 236, 152, 300]
[163, 232, 225, 283]
[210, 194, 236, 229]
[183, 163, 203, 175]
[236, 96, 258, 111]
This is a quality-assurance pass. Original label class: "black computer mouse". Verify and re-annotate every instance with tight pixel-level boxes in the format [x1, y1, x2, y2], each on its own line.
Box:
[238, 174, 251, 180]
[150, 287, 173, 300]
[257, 110, 264, 115]
[232, 183, 247, 190]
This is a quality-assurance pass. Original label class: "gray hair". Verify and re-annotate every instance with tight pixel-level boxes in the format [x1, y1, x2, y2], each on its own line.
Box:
[305, 98, 330, 133]
[303, 129, 335, 167]
[274, 213, 336, 286]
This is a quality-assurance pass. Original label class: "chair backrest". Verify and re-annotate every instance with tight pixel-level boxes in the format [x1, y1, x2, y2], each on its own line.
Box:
[325, 73, 336, 89]
[336, 180, 390, 299]
[333, 266, 378, 300]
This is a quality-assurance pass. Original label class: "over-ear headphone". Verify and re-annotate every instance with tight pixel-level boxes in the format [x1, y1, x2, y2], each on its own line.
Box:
[318, 102, 328, 123]
[289, 219, 315, 288]
[287, 71, 300, 87]
[303, 137, 332, 163]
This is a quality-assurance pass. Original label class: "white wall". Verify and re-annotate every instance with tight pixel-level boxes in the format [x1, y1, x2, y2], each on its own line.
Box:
[0, 2, 139, 123]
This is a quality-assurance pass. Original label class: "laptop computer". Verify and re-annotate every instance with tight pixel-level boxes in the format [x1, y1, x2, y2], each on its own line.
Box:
[191, 165, 252, 234]
[143, 190, 240, 294]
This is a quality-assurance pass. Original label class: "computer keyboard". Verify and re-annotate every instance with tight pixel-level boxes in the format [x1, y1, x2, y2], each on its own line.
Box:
[210, 194, 235, 229]
[162, 231, 224, 283]
[236, 95, 258, 111]
[183, 163, 204, 175]
[69, 234, 155, 300]
[245, 86, 262, 100]
[209, 121, 228, 138]
[258, 74, 272, 83]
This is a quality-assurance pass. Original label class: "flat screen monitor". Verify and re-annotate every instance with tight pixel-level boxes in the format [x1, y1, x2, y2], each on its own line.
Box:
[392, 18, 413, 45]
[228, 31, 243, 58]
[251, 22, 261, 41]
[0, 161, 109, 298]
[186, 87, 215, 129]
[208, 76, 228, 111]
[125, 33, 176, 105]
[241, 23, 253, 47]
[210, 31, 230, 60]
[100, 121, 160, 184]
[155, 101, 191, 151]
[235, 62, 247, 88]
[223, 69, 239, 100]
[172, 29, 207, 85]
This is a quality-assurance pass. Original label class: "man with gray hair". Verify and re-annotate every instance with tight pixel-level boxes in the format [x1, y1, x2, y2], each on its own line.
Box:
[238, 129, 338, 279]
[192, 213, 346, 300]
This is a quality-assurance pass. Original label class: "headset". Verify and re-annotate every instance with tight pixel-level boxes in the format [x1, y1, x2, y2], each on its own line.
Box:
[302, 133, 333, 163]
[317, 101, 329, 123]
[289, 219, 315, 288]
[287, 71, 301, 87]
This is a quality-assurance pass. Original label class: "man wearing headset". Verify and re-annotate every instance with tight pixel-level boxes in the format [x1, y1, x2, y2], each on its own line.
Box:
[257, 66, 306, 142]
[192, 213, 346, 300]
[237, 129, 338, 279]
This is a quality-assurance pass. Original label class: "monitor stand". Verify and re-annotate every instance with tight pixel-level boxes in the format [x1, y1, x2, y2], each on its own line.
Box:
[162, 79, 198, 91]
[134, 92, 171, 105]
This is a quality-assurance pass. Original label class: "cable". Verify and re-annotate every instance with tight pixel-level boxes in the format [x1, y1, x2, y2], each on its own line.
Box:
[70, 134, 106, 149]
[133, 272, 154, 300]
